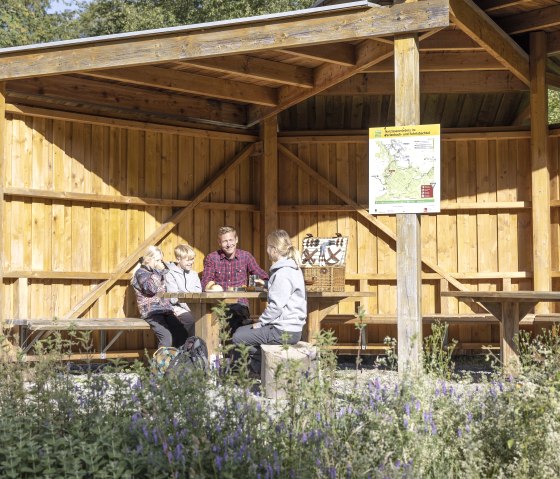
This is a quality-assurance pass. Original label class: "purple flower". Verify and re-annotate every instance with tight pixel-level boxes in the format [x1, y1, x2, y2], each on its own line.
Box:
[301, 432, 308, 444]
[457, 428, 462, 438]
[215, 455, 223, 472]
[404, 403, 410, 416]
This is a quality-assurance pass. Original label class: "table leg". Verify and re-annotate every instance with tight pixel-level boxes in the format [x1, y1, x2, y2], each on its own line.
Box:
[500, 301, 520, 370]
[192, 303, 219, 358]
[305, 299, 337, 343]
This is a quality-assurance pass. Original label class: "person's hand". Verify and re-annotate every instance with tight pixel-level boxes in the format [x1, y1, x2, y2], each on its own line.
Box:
[254, 278, 265, 287]
[252, 322, 262, 329]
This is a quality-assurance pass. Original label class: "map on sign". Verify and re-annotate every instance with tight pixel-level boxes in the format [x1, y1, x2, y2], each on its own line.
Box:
[368, 124, 440, 214]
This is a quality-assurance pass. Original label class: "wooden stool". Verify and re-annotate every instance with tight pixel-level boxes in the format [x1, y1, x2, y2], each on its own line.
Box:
[261, 341, 318, 399]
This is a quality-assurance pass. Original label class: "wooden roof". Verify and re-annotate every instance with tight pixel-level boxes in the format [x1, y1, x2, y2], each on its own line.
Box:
[1, 0, 560, 130]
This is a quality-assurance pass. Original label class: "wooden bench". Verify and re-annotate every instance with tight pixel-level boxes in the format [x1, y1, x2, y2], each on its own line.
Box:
[7, 318, 151, 359]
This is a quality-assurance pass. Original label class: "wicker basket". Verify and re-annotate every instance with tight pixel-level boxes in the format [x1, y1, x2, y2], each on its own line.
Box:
[303, 266, 345, 292]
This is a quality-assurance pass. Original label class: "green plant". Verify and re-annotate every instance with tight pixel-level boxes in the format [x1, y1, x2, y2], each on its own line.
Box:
[423, 320, 458, 379]
[376, 335, 398, 370]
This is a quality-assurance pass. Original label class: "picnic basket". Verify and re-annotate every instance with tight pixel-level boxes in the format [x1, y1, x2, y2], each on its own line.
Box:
[301, 233, 348, 292]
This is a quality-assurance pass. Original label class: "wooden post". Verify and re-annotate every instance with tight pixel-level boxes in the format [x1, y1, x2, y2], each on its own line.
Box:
[0, 83, 5, 324]
[260, 115, 278, 268]
[530, 31, 551, 310]
[394, 30, 423, 375]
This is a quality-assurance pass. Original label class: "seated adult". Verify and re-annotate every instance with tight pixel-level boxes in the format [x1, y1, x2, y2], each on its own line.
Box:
[164, 243, 202, 338]
[201, 226, 268, 334]
[131, 246, 188, 348]
[232, 229, 307, 374]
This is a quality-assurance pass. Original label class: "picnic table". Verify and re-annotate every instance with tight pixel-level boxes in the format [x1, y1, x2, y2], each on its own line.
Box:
[440, 290, 560, 368]
[160, 290, 377, 356]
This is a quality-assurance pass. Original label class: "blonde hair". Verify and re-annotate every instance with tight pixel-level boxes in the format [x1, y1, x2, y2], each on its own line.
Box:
[174, 243, 195, 260]
[140, 245, 163, 265]
[217, 226, 237, 238]
[267, 230, 301, 266]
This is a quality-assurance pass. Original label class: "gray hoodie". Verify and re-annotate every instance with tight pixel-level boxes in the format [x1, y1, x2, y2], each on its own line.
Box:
[164, 262, 202, 315]
[259, 257, 307, 333]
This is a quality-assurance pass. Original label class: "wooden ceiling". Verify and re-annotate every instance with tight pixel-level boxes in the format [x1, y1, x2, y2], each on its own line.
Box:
[1, 0, 560, 131]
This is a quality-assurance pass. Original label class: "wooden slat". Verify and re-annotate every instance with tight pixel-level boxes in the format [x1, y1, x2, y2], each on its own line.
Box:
[449, 0, 530, 85]
[0, 1, 449, 80]
[86, 66, 278, 106]
[63, 142, 256, 319]
[278, 144, 467, 292]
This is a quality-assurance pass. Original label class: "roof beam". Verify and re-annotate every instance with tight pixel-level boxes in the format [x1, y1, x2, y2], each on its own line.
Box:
[278, 43, 356, 66]
[247, 38, 394, 126]
[85, 66, 278, 106]
[0, 0, 449, 80]
[367, 51, 504, 72]
[185, 56, 314, 88]
[449, 0, 530, 85]
[8, 76, 246, 126]
[548, 31, 560, 55]
[478, 1, 525, 14]
[498, 5, 560, 35]
[419, 29, 483, 51]
[324, 71, 527, 95]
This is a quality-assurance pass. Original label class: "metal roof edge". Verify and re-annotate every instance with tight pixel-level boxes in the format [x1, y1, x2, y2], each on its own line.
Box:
[0, 1, 375, 55]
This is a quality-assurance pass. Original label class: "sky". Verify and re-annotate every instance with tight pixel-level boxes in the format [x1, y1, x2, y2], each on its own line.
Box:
[47, 0, 90, 14]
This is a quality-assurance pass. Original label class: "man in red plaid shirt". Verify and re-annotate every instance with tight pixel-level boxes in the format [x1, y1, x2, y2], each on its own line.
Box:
[202, 226, 269, 334]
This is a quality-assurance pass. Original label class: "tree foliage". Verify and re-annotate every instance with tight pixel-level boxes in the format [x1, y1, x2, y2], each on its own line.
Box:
[0, 0, 79, 47]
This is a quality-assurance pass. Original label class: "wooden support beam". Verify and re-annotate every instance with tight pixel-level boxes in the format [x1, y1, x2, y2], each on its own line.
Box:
[419, 28, 483, 51]
[324, 71, 527, 95]
[8, 76, 246, 127]
[5, 103, 257, 142]
[85, 66, 278, 107]
[499, 4, 560, 35]
[449, 0, 530, 85]
[248, 39, 394, 126]
[0, 0, 449, 80]
[394, 29, 423, 374]
[478, 1, 525, 14]
[260, 116, 278, 268]
[186, 56, 314, 88]
[63, 142, 256, 319]
[4, 186, 258, 211]
[530, 32, 552, 309]
[279, 43, 356, 66]
[277, 144, 466, 292]
[367, 51, 505, 72]
[0, 82, 5, 324]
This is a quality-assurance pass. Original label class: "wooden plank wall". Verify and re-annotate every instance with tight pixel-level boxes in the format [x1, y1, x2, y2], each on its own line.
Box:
[1, 111, 259, 351]
[3, 108, 560, 352]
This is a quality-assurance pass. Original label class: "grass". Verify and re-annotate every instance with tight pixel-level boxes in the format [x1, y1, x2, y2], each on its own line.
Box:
[0, 313, 559, 478]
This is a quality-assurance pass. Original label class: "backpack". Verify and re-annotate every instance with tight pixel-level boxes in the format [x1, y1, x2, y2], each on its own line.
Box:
[151, 346, 181, 376]
[166, 336, 209, 376]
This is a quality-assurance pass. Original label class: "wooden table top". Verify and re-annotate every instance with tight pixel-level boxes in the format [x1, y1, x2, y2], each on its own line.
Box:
[160, 290, 376, 300]
[441, 290, 560, 302]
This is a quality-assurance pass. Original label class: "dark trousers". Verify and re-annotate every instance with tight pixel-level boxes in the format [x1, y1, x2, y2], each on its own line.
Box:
[146, 312, 188, 348]
[226, 303, 251, 336]
[177, 310, 196, 338]
[232, 324, 301, 373]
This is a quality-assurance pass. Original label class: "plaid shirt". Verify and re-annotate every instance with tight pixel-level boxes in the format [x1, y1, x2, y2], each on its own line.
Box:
[201, 249, 268, 306]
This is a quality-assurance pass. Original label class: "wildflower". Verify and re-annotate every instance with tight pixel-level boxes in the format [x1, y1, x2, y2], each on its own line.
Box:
[301, 432, 308, 444]
[215, 455, 223, 472]
[404, 403, 410, 416]
[457, 428, 462, 438]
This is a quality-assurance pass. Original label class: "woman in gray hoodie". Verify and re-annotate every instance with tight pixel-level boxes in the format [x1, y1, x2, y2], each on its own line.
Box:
[232, 229, 307, 374]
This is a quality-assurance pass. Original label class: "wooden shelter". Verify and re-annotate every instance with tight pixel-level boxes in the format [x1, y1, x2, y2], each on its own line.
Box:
[2, 0, 560, 360]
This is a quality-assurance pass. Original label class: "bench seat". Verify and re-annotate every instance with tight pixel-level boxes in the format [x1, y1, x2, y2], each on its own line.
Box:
[7, 318, 150, 358]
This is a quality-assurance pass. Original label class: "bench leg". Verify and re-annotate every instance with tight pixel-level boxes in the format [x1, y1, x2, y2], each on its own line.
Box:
[100, 331, 124, 359]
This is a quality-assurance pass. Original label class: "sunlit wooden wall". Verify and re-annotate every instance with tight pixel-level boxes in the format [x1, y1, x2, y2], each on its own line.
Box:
[1, 111, 260, 351]
[2, 109, 560, 352]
